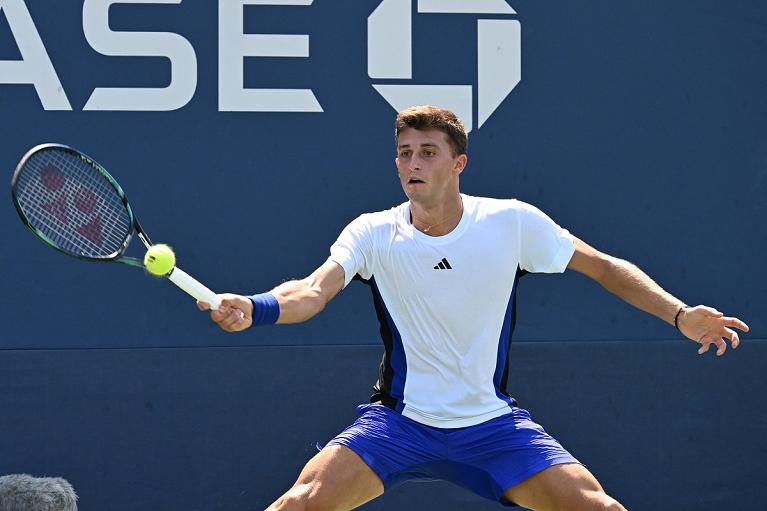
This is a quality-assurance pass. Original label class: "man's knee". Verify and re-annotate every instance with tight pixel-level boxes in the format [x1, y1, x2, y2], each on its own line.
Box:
[543, 487, 626, 511]
[581, 490, 626, 511]
[267, 445, 383, 511]
[267, 482, 335, 511]
[602, 497, 627, 511]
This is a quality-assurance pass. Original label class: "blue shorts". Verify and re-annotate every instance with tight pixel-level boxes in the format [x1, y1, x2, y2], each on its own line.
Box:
[326, 404, 579, 507]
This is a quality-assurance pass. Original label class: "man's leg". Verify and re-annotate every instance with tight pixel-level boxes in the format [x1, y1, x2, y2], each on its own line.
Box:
[267, 444, 384, 511]
[502, 463, 626, 511]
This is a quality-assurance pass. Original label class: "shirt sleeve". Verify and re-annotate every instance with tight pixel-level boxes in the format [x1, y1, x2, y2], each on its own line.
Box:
[518, 202, 575, 273]
[328, 214, 374, 288]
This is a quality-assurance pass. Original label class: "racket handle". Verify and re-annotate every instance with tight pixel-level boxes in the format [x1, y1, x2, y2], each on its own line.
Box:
[168, 266, 222, 311]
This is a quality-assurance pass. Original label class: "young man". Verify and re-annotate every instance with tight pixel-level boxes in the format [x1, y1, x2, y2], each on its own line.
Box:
[201, 106, 749, 511]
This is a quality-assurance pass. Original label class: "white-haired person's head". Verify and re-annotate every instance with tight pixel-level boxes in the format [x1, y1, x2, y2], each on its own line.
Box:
[0, 474, 78, 511]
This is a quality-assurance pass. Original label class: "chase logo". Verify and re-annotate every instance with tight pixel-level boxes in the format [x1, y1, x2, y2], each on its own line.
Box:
[368, 0, 521, 132]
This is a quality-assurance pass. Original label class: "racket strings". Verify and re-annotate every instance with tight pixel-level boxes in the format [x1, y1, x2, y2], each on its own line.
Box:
[14, 149, 132, 258]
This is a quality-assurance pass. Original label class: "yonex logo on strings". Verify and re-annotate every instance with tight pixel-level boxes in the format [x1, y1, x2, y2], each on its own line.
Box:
[0, 0, 520, 127]
[37, 165, 104, 246]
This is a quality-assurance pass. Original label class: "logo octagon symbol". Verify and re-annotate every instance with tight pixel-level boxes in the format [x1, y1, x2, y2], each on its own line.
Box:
[368, 0, 521, 132]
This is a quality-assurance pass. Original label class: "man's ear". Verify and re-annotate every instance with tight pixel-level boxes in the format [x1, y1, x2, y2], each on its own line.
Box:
[455, 154, 468, 175]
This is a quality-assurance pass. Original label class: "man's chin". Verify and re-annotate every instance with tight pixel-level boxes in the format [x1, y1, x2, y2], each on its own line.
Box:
[403, 189, 422, 202]
[403, 184, 427, 200]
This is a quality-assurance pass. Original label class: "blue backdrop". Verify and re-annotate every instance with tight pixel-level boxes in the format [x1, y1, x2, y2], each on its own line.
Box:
[1, 2, 765, 510]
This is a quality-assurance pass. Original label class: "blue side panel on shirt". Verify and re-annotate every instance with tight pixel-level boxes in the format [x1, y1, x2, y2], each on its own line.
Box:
[493, 267, 524, 406]
[368, 277, 408, 412]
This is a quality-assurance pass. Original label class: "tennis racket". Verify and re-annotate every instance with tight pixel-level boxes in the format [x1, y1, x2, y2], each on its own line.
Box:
[11, 143, 222, 310]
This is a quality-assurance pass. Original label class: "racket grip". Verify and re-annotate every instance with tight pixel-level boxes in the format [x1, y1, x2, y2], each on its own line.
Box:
[168, 266, 221, 311]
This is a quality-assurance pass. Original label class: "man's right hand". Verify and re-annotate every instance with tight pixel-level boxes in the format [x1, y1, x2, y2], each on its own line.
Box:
[197, 294, 253, 332]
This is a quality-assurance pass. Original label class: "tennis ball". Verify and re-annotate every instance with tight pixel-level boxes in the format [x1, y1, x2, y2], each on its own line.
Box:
[144, 244, 176, 276]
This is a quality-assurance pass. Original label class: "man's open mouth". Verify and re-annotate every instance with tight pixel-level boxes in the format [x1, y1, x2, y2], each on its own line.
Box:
[408, 178, 424, 184]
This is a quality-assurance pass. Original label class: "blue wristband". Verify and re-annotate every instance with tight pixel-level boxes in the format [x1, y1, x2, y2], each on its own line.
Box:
[249, 292, 280, 325]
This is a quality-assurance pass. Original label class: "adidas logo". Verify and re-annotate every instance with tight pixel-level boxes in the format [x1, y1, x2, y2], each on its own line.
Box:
[433, 258, 452, 270]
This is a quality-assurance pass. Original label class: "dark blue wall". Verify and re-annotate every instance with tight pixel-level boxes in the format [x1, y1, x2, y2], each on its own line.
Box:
[1, 2, 765, 510]
[2, 342, 765, 510]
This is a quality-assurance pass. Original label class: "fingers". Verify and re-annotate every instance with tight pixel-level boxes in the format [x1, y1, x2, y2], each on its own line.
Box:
[215, 305, 249, 331]
[723, 316, 750, 333]
[220, 296, 252, 316]
[209, 306, 228, 322]
[697, 331, 738, 357]
[714, 338, 727, 356]
[723, 327, 740, 349]
[201, 294, 253, 332]
[219, 298, 250, 324]
[697, 337, 727, 356]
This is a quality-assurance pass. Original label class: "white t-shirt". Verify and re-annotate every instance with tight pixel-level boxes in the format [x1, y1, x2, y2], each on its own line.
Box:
[329, 194, 575, 428]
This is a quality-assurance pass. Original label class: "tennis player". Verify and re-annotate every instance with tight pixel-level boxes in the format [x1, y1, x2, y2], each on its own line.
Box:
[201, 106, 749, 511]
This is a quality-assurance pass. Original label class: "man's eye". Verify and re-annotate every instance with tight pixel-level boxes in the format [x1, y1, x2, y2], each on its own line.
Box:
[423, 151, 435, 156]
[400, 151, 411, 157]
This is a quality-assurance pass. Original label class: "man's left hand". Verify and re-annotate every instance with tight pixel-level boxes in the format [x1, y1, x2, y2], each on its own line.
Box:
[677, 305, 749, 356]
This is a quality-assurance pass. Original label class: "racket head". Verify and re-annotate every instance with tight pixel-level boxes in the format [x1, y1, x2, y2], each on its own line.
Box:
[11, 143, 139, 263]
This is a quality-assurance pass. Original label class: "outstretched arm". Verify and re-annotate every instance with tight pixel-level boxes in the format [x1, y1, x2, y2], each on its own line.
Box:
[199, 260, 346, 332]
[567, 237, 749, 356]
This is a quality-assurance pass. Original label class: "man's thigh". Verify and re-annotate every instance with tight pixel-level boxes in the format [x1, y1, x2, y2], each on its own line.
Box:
[502, 463, 623, 511]
[268, 445, 384, 511]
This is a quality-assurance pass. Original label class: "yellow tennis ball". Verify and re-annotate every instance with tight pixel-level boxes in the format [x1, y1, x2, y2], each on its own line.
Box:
[144, 244, 176, 276]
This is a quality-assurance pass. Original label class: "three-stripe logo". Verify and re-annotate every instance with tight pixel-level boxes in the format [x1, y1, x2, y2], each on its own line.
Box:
[433, 258, 452, 270]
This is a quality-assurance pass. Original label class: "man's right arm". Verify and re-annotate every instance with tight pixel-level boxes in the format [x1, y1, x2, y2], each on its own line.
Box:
[271, 260, 346, 323]
[201, 260, 347, 332]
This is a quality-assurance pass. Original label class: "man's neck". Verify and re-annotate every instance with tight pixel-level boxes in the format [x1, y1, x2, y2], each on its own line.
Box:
[409, 194, 464, 236]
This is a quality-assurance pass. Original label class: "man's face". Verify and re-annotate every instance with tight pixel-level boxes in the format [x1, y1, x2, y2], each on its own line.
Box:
[395, 128, 466, 205]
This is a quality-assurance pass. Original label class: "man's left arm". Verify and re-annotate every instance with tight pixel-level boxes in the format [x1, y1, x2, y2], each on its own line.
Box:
[567, 237, 750, 356]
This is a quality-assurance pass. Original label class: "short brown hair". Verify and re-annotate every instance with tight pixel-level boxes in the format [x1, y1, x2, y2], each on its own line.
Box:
[395, 105, 468, 157]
